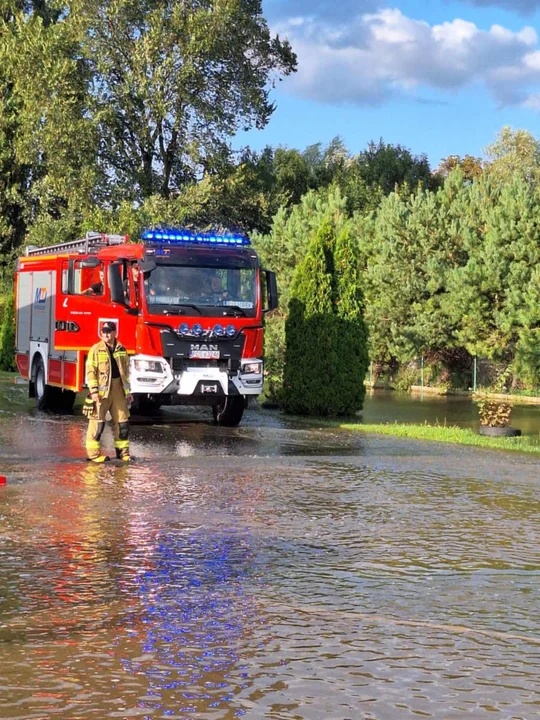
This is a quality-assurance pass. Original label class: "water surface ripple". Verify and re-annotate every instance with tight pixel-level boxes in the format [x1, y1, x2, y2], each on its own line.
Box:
[0, 398, 539, 718]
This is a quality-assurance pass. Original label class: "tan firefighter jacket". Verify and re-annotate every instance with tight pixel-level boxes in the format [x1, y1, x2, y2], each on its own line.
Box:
[86, 340, 131, 399]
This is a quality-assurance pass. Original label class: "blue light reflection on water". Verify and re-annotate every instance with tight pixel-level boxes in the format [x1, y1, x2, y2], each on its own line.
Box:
[117, 526, 260, 717]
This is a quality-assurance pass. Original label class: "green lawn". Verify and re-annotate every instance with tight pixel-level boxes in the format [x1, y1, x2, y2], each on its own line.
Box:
[339, 422, 540, 454]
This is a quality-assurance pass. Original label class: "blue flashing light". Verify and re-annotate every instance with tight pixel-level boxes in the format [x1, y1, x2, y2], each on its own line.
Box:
[178, 323, 190, 335]
[192, 323, 204, 336]
[142, 228, 251, 247]
[213, 324, 224, 337]
[225, 324, 236, 338]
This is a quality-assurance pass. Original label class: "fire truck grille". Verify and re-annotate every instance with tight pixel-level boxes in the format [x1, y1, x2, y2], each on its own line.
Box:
[160, 329, 246, 370]
[170, 358, 237, 371]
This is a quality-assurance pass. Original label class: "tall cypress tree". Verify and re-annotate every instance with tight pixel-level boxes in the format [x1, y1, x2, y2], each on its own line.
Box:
[332, 223, 369, 413]
[283, 217, 369, 416]
[252, 186, 349, 401]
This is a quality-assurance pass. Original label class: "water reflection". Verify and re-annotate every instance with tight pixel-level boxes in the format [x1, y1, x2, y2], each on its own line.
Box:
[122, 528, 259, 715]
[1, 462, 273, 718]
[1, 373, 540, 718]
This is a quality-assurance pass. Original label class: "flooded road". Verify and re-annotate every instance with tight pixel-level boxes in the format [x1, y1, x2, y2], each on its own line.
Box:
[1, 375, 539, 719]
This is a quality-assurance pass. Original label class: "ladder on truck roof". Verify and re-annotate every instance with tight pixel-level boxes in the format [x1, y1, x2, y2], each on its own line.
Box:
[25, 232, 128, 257]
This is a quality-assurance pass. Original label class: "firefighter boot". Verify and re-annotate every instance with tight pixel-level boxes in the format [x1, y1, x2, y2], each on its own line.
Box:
[86, 417, 108, 462]
[88, 454, 111, 463]
[114, 419, 130, 462]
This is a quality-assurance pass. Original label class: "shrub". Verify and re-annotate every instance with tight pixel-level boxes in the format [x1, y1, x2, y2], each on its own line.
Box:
[0, 290, 16, 371]
[473, 395, 513, 427]
[473, 368, 513, 427]
[391, 364, 418, 392]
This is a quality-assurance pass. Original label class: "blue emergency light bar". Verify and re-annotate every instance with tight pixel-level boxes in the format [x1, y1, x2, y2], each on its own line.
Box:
[142, 228, 251, 246]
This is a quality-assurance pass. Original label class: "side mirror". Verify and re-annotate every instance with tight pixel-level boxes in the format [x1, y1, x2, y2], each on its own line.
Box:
[139, 260, 157, 274]
[263, 270, 278, 313]
[80, 256, 101, 268]
[109, 262, 126, 305]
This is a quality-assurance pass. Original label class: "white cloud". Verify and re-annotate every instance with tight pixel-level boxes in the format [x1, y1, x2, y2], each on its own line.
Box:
[523, 93, 540, 111]
[524, 50, 540, 70]
[276, 9, 540, 110]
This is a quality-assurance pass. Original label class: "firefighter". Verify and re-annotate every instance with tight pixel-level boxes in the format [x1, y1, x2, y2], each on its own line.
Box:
[84, 321, 133, 462]
[82, 267, 105, 296]
[123, 261, 140, 303]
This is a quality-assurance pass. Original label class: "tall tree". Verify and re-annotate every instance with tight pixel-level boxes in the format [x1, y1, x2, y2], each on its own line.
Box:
[0, 58, 27, 263]
[361, 169, 470, 365]
[484, 126, 540, 182]
[435, 154, 484, 182]
[252, 187, 349, 400]
[282, 212, 368, 417]
[282, 220, 338, 416]
[0, 0, 296, 253]
[1, 0, 99, 251]
[353, 139, 437, 195]
[272, 147, 311, 206]
[446, 171, 540, 373]
[74, 0, 297, 202]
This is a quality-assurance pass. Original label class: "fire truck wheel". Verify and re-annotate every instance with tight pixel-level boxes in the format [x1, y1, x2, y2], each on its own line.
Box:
[58, 390, 76, 413]
[34, 357, 58, 412]
[212, 396, 244, 427]
[132, 396, 162, 414]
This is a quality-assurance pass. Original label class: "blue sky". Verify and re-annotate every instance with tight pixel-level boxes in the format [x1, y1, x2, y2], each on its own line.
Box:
[234, 0, 540, 169]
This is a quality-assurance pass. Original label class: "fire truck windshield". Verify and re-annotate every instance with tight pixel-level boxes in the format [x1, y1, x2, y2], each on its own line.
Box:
[144, 265, 257, 317]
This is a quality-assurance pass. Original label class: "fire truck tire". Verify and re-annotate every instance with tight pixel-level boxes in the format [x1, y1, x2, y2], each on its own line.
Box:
[132, 395, 162, 414]
[34, 357, 57, 412]
[58, 390, 76, 413]
[212, 396, 244, 427]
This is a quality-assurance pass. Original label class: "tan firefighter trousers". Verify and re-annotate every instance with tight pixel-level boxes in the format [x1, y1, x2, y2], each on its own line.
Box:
[85, 377, 130, 460]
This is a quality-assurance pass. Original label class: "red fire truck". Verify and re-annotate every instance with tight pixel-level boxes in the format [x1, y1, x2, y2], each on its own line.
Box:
[14, 229, 278, 426]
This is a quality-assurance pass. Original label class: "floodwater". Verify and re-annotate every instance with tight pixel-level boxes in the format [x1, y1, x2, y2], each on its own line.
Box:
[361, 390, 540, 437]
[0, 374, 539, 719]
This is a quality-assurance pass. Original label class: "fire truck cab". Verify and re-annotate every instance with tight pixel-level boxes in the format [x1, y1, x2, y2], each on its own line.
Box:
[14, 229, 278, 426]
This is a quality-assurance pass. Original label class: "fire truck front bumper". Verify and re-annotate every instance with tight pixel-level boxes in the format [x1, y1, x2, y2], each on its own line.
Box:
[169, 362, 263, 398]
[130, 356, 263, 398]
[130, 355, 175, 395]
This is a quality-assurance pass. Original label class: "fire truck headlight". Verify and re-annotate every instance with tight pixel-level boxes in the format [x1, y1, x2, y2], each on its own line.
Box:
[134, 359, 164, 373]
[242, 361, 262, 375]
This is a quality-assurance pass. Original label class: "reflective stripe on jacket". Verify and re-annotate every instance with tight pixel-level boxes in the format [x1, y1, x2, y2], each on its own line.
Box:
[86, 340, 131, 398]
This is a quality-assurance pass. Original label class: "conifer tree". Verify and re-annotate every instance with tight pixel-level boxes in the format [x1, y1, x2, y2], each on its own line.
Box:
[252, 187, 349, 401]
[283, 216, 369, 416]
[332, 223, 369, 412]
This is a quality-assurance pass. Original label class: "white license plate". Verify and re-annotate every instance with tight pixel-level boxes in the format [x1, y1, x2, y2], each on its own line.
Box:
[189, 350, 220, 360]
[201, 383, 219, 393]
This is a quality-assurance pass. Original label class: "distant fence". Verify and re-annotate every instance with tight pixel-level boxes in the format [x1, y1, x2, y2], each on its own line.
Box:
[367, 357, 540, 397]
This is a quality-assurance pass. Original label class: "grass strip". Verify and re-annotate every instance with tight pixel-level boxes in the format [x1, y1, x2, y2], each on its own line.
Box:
[338, 422, 540, 455]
